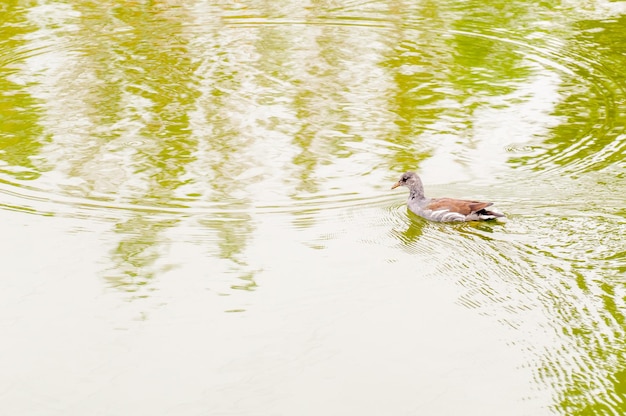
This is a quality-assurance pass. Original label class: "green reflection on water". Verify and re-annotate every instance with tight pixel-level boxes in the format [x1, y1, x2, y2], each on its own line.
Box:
[107, 216, 178, 291]
[504, 14, 626, 180]
[0, 5, 44, 181]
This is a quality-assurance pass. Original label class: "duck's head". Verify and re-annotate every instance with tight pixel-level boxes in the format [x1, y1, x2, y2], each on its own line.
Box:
[391, 171, 425, 198]
[391, 171, 420, 189]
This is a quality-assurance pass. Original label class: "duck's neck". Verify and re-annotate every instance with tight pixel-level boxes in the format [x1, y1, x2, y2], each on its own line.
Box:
[409, 179, 425, 200]
[409, 188, 425, 200]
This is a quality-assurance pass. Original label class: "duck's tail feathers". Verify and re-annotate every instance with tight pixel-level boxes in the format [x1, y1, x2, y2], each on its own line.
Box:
[476, 209, 505, 220]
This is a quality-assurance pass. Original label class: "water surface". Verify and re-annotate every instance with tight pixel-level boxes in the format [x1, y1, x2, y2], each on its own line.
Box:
[1, 1, 625, 415]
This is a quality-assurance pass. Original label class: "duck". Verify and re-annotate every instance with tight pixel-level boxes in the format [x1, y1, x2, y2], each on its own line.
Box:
[391, 171, 504, 222]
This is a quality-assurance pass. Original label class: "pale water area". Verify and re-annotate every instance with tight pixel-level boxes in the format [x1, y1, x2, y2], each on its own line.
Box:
[1, 1, 625, 415]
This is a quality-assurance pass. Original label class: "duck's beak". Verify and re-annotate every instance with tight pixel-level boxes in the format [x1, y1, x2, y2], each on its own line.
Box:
[391, 181, 401, 190]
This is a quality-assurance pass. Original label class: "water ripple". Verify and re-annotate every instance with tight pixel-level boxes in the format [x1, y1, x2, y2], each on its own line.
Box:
[2, 12, 625, 222]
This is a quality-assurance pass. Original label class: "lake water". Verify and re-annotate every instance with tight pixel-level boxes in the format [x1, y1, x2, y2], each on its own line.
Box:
[1, 1, 625, 415]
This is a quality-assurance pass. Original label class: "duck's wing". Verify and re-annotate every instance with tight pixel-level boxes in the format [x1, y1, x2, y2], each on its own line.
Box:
[426, 198, 493, 215]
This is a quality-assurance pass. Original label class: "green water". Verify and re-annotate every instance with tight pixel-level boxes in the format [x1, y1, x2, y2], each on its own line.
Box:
[1, 1, 625, 415]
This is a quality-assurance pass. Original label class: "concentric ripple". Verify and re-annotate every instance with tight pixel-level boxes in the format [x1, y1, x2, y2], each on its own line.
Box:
[2, 5, 624, 221]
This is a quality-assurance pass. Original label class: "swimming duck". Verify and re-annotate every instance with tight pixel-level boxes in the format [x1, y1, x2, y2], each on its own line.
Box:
[391, 172, 504, 222]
